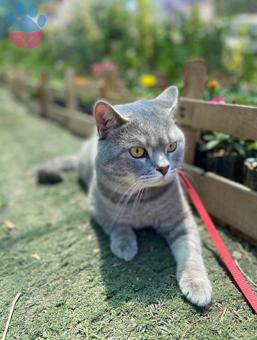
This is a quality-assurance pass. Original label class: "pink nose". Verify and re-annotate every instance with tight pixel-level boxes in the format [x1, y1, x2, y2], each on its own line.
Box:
[157, 165, 169, 176]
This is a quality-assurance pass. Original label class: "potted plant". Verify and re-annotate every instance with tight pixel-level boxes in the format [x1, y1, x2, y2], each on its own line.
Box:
[195, 132, 245, 183]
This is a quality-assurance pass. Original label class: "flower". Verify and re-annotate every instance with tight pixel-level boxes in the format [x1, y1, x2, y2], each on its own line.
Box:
[211, 96, 225, 103]
[207, 80, 219, 90]
[90, 62, 117, 75]
[140, 74, 157, 87]
[74, 76, 87, 87]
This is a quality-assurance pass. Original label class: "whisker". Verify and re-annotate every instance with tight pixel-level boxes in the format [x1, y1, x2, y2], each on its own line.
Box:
[131, 183, 146, 217]
[110, 181, 141, 228]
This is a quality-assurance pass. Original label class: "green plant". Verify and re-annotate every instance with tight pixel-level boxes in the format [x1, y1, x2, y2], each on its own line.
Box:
[201, 132, 245, 156]
[200, 132, 257, 158]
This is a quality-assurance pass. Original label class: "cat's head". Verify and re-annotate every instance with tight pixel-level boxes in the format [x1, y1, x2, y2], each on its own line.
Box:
[93, 86, 184, 188]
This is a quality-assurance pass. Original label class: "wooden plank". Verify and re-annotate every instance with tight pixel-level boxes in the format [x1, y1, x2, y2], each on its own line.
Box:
[183, 59, 206, 99]
[46, 104, 95, 137]
[47, 104, 69, 125]
[177, 98, 257, 141]
[181, 59, 206, 164]
[65, 68, 79, 110]
[67, 112, 95, 137]
[39, 71, 50, 117]
[183, 164, 257, 243]
[76, 81, 102, 98]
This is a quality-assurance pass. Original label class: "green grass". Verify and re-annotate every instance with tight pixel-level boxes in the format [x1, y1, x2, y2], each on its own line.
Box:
[1, 86, 257, 339]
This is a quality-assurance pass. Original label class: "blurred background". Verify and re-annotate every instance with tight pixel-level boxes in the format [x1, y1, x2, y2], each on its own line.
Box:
[0, 0, 256, 104]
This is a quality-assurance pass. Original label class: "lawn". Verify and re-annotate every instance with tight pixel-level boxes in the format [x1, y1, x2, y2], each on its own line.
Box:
[0, 86, 257, 339]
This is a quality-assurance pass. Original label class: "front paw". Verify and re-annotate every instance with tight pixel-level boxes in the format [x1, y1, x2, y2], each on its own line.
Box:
[110, 230, 138, 262]
[179, 273, 212, 307]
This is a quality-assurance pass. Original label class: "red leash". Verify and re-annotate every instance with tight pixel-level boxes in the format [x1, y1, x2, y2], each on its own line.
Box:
[179, 170, 257, 313]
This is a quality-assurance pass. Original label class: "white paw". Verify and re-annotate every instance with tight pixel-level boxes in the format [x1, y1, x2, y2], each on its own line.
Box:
[179, 274, 212, 307]
[110, 234, 138, 261]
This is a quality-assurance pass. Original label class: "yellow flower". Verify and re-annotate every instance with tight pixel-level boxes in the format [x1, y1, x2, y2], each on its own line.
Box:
[140, 74, 157, 87]
[207, 80, 219, 90]
[74, 76, 87, 87]
[229, 50, 243, 71]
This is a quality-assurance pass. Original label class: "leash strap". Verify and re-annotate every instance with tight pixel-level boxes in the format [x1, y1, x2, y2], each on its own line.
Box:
[179, 170, 257, 313]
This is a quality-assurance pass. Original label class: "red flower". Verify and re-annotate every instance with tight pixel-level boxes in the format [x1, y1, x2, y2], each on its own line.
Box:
[211, 96, 225, 103]
[90, 62, 117, 75]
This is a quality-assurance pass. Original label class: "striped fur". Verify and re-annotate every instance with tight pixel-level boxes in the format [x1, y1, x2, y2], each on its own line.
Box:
[37, 86, 212, 307]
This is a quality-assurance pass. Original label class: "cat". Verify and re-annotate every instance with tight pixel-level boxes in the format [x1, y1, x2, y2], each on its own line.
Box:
[38, 86, 212, 307]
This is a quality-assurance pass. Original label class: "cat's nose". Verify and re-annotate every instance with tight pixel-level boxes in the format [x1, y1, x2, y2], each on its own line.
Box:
[157, 165, 169, 176]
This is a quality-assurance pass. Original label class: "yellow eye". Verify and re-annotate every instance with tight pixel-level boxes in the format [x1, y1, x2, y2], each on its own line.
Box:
[166, 142, 177, 153]
[129, 147, 146, 158]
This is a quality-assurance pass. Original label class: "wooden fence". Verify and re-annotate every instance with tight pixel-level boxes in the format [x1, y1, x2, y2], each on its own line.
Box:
[1, 67, 134, 137]
[178, 60, 257, 244]
[1, 60, 257, 244]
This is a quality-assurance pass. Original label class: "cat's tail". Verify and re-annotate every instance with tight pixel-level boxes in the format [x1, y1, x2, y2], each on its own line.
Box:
[37, 154, 78, 184]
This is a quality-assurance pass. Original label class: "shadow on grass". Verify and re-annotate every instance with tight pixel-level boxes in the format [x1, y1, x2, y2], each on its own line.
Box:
[91, 218, 179, 307]
[90, 218, 218, 315]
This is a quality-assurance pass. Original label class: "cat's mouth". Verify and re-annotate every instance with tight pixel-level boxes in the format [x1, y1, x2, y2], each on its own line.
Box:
[139, 169, 177, 188]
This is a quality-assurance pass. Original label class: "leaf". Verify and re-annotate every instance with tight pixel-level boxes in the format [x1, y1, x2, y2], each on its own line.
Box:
[248, 141, 257, 151]
[233, 142, 246, 156]
[233, 251, 242, 260]
[4, 220, 15, 232]
[214, 132, 229, 141]
[204, 139, 221, 151]
[202, 133, 215, 141]
[31, 253, 41, 260]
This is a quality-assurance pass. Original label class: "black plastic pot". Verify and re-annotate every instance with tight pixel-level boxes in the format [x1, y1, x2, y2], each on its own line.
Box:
[205, 152, 244, 183]
[194, 145, 244, 183]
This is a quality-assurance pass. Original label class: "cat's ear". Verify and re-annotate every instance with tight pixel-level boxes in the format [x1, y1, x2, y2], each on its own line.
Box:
[93, 100, 130, 138]
[155, 85, 178, 115]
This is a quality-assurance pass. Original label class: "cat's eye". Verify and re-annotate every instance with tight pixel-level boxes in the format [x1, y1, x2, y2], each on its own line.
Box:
[166, 142, 177, 153]
[129, 147, 146, 158]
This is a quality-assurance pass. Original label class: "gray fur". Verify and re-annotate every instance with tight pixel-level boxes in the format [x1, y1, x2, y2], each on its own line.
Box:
[37, 86, 212, 307]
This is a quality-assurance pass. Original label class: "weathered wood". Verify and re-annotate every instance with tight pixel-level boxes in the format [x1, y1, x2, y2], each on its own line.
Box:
[183, 59, 206, 99]
[65, 68, 78, 110]
[98, 70, 118, 99]
[243, 158, 257, 191]
[39, 71, 50, 117]
[16, 70, 31, 103]
[47, 104, 95, 137]
[47, 104, 69, 125]
[181, 59, 206, 164]
[76, 82, 101, 98]
[183, 164, 257, 243]
[67, 111, 95, 137]
[177, 98, 257, 141]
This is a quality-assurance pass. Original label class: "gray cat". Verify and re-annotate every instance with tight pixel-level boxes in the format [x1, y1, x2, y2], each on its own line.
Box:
[38, 86, 212, 307]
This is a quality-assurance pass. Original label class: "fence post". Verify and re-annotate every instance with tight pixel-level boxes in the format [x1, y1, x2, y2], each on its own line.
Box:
[99, 70, 117, 99]
[180, 59, 206, 164]
[39, 71, 50, 117]
[65, 68, 78, 111]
